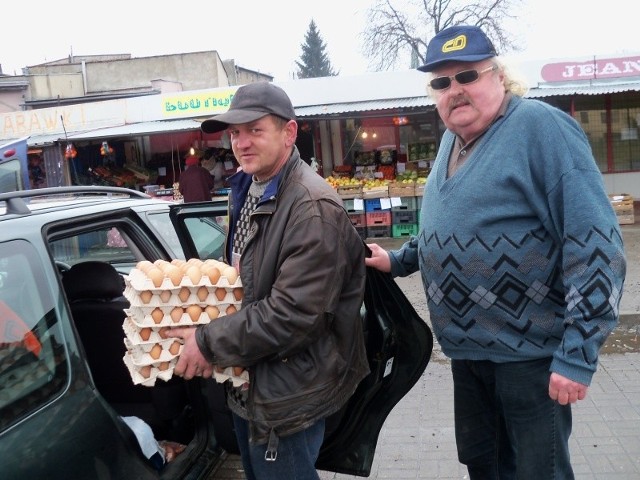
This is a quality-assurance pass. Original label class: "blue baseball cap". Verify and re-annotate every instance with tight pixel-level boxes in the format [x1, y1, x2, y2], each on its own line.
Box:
[418, 25, 497, 72]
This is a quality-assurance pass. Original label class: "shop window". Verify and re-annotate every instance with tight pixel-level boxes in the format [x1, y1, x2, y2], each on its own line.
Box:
[574, 96, 608, 172]
[611, 95, 640, 172]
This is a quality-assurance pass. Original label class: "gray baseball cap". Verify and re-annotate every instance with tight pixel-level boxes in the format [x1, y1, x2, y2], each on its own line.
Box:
[200, 82, 296, 134]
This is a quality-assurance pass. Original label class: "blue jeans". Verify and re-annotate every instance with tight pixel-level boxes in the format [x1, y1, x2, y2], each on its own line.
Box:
[451, 358, 574, 480]
[232, 413, 325, 480]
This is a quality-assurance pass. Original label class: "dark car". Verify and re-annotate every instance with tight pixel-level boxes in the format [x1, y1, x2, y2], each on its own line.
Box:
[0, 186, 432, 479]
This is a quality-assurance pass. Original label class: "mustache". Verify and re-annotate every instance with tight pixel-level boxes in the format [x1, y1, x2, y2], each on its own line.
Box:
[448, 96, 471, 113]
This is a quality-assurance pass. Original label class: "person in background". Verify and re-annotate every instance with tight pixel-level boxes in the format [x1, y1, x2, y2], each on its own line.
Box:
[168, 82, 369, 480]
[365, 25, 626, 479]
[178, 155, 214, 202]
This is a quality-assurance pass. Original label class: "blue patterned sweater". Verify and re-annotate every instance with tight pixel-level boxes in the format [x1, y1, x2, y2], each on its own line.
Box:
[390, 96, 626, 386]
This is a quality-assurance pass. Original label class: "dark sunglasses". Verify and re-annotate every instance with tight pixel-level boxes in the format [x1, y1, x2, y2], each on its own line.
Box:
[429, 65, 497, 91]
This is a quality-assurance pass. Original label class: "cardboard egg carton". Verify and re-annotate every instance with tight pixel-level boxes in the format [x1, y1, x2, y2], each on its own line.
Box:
[125, 268, 241, 292]
[124, 337, 182, 364]
[123, 352, 176, 386]
[213, 366, 250, 388]
[122, 317, 174, 345]
[124, 284, 244, 307]
[125, 304, 238, 327]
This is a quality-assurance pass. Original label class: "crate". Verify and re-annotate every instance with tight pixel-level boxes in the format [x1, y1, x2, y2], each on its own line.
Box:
[364, 198, 391, 212]
[392, 224, 419, 238]
[362, 186, 389, 199]
[391, 196, 418, 212]
[392, 210, 418, 225]
[388, 181, 416, 198]
[348, 213, 366, 227]
[343, 198, 364, 213]
[366, 225, 391, 238]
[366, 211, 392, 226]
[337, 185, 363, 199]
[609, 194, 635, 225]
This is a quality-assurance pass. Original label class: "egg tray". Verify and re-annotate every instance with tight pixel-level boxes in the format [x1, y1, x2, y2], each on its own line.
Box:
[212, 366, 250, 388]
[123, 284, 243, 307]
[123, 352, 176, 387]
[125, 268, 242, 292]
[124, 305, 238, 327]
[122, 317, 175, 344]
[124, 337, 183, 365]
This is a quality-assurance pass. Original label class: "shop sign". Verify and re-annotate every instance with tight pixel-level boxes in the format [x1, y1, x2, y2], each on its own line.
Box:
[162, 87, 238, 118]
[541, 56, 640, 82]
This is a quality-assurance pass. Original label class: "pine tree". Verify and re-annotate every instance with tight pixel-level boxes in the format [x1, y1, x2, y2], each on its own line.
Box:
[295, 20, 338, 78]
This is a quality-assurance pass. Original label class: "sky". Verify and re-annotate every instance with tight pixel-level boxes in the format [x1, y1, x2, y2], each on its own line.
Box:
[1, 0, 638, 81]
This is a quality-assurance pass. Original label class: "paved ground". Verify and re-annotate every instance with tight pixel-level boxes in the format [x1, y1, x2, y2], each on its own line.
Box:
[209, 220, 640, 480]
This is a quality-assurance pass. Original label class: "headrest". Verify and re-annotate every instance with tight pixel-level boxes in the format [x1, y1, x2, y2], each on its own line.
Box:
[63, 261, 125, 301]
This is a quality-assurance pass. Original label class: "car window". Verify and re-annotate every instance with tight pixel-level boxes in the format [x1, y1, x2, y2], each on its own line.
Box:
[146, 211, 186, 260]
[0, 240, 68, 431]
[50, 226, 137, 269]
[183, 216, 227, 261]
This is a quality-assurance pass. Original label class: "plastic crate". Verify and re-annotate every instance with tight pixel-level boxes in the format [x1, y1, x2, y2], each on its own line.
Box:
[365, 211, 392, 226]
[392, 210, 418, 225]
[392, 224, 419, 238]
[364, 198, 390, 212]
[391, 196, 418, 212]
[349, 213, 366, 227]
[366, 225, 391, 238]
[343, 198, 364, 213]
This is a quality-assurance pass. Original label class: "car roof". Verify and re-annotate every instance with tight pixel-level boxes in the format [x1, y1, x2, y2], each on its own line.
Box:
[0, 186, 174, 222]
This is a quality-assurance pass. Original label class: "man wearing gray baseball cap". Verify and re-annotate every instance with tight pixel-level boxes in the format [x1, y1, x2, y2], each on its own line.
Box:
[170, 82, 369, 480]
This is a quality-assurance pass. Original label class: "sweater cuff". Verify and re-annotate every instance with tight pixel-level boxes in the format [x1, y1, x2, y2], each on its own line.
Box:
[195, 325, 217, 364]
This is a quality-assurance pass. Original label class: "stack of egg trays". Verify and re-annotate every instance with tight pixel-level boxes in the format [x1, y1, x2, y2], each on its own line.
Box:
[122, 266, 243, 386]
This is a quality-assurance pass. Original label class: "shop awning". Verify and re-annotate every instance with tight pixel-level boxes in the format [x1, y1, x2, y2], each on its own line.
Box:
[295, 97, 433, 118]
[526, 81, 640, 98]
[66, 119, 203, 141]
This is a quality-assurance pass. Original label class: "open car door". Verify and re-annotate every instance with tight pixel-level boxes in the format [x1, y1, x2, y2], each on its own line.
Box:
[168, 201, 434, 477]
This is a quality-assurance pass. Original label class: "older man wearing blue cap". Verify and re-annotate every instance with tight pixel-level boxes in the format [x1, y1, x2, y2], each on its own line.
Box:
[366, 25, 626, 479]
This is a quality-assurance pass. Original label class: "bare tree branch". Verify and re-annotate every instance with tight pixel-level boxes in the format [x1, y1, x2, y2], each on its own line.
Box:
[361, 0, 523, 71]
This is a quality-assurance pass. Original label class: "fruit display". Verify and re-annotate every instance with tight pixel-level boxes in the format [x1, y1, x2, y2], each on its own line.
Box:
[122, 258, 247, 387]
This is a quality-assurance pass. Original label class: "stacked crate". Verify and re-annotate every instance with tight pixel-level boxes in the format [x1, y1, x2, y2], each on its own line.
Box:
[609, 194, 635, 225]
[343, 197, 367, 240]
[364, 192, 392, 238]
[389, 181, 419, 238]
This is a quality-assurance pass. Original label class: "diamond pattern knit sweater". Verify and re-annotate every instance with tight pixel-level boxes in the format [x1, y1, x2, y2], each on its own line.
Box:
[390, 96, 626, 386]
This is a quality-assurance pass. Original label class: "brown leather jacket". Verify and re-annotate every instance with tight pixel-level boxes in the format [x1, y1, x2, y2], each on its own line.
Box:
[196, 147, 369, 445]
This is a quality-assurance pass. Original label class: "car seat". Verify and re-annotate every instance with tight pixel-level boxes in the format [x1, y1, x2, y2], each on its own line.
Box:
[62, 261, 149, 404]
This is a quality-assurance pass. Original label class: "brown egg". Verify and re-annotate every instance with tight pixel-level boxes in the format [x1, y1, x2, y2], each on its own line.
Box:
[205, 305, 219, 320]
[139, 290, 153, 304]
[214, 365, 224, 373]
[222, 266, 238, 284]
[233, 288, 244, 301]
[171, 258, 185, 267]
[151, 307, 164, 324]
[170, 307, 184, 323]
[169, 341, 181, 355]
[226, 304, 237, 315]
[186, 305, 202, 322]
[159, 290, 172, 303]
[158, 361, 170, 371]
[139, 327, 152, 341]
[178, 287, 191, 302]
[204, 265, 221, 284]
[154, 259, 168, 269]
[165, 264, 183, 286]
[149, 343, 162, 360]
[158, 327, 170, 339]
[215, 288, 227, 301]
[186, 265, 202, 285]
[138, 365, 152, 378]
[187, 257, 203, 266]
[136, 260, 154, 273]
[197, 286, 209, 302]
[147, 267, 165, 288]
[232, 366, 244, 376]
